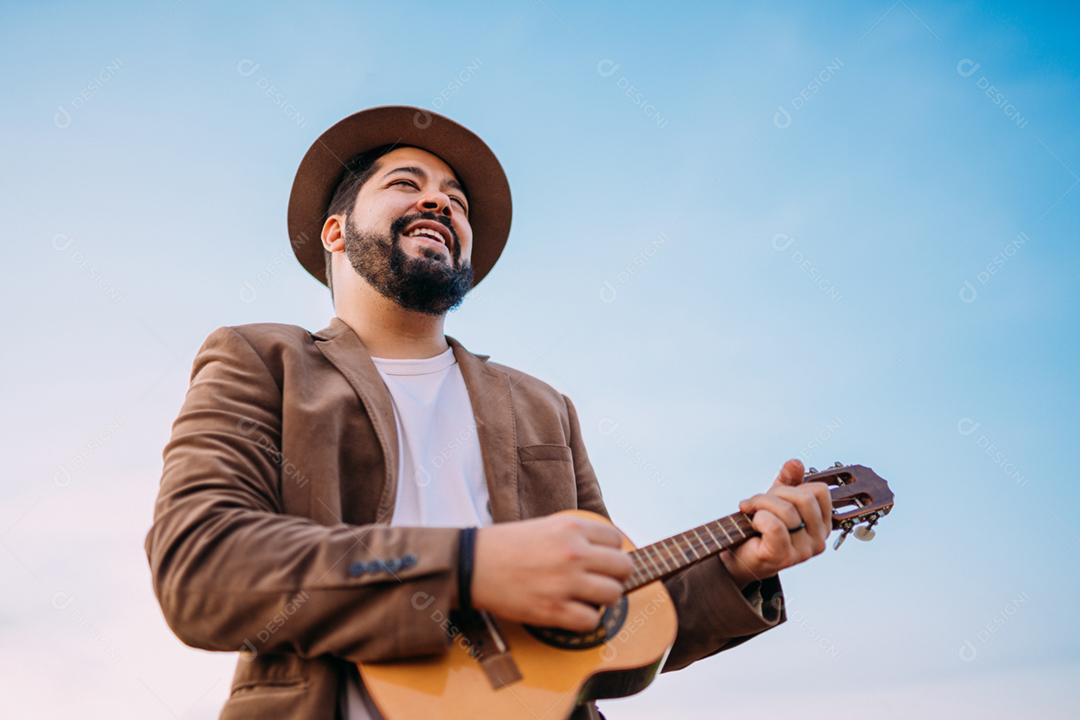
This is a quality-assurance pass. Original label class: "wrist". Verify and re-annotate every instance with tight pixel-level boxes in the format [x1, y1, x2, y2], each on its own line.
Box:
[719, 552, 755, 590]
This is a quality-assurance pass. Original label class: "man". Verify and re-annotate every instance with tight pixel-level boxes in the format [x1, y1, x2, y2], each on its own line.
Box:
[145, 106, 833, 719]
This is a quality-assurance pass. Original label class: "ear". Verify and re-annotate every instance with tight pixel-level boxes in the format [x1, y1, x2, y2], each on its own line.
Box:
[321, 215, 346, 253]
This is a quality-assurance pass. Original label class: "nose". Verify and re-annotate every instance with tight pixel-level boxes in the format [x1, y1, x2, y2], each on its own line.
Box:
[416, 190, 453, 219]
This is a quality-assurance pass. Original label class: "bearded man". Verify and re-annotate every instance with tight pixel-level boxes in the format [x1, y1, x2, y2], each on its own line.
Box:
[145, 106, 832, 719]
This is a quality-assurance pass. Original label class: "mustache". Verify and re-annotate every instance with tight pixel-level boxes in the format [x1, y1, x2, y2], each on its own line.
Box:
[389, 212, 459, 256]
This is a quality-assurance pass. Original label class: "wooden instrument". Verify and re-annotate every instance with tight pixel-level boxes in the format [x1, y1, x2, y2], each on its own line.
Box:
[358, 462, 895, 719]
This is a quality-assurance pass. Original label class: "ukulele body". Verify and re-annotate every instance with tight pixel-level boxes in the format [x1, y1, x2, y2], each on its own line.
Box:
[357, 509, 679, 720]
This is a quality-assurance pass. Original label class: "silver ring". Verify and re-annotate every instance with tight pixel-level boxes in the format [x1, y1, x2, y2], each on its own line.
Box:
[788, 521, 806, 533]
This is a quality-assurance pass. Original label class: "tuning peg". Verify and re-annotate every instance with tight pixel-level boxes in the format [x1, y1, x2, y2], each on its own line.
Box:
[853, 525, 876, 541]
[808, 467, 818, 475]
[832, 461, 844, 468]
[832, 526, 852, 551]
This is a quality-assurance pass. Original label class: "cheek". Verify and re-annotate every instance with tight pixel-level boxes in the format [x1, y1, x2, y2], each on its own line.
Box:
[456, 223, 474, 259]
[358, 196, 413, 232]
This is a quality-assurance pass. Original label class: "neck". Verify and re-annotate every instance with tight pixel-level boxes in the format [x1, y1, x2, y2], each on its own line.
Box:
[334, 280, 448, 359]
[623, 512, 758, 593]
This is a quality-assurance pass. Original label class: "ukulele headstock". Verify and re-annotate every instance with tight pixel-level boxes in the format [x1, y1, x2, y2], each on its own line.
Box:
[805, 462, 895, 550]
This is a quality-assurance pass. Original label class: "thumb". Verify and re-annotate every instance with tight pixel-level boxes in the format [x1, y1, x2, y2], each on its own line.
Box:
[771, 458, 806, 488]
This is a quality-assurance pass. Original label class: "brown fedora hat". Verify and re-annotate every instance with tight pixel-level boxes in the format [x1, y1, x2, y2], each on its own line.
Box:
[287, 105, 512, 287]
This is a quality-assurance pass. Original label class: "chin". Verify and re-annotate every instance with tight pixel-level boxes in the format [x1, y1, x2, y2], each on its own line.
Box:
[413, 248, 452, 265]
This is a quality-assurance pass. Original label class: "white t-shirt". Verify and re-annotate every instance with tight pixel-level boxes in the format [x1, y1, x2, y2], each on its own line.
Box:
[344, 345, 493, 718]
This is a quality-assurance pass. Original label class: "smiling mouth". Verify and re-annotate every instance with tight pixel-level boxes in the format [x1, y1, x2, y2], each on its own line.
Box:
[402, 220, 453, 253]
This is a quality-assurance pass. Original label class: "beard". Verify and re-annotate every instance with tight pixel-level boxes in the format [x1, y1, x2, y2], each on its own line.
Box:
[343, 211, 473, 315]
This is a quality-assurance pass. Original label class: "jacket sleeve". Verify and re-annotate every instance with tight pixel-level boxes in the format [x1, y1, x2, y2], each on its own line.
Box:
[145, 326, 462, 663]
[561, 393, 785, 673]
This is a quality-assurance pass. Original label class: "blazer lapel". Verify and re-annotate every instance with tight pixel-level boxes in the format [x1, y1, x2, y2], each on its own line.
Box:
[312, 317, 400, 524]
[448, 336, 522, 523]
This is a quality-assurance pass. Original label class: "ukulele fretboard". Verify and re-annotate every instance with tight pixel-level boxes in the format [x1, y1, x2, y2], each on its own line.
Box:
[624, 513, 756, 592]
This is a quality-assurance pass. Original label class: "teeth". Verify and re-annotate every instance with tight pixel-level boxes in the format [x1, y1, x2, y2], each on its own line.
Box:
[407, 227, 446, 246]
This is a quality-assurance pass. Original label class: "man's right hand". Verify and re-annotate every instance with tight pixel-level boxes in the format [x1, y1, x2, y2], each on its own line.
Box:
[471, 514, 633, 632]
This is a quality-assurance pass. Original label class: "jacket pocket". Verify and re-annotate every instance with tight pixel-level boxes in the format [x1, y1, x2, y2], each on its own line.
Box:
[517, 444, 576, 515]
[230, 651, 307, 694]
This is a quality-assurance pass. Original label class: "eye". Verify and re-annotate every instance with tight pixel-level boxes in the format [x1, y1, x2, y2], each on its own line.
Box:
[450, 196, 468, 212]
[390, 179, 419, 190]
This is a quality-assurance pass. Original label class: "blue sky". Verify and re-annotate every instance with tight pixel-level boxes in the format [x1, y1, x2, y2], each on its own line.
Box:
[2, 1, 1077, 717]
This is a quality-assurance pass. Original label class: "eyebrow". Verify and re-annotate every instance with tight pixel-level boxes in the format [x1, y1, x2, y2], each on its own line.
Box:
[381, 166, 467, 197]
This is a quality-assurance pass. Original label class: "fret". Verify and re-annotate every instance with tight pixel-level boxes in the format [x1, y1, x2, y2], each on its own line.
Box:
[648, 545, 669, 574]
[626, 561, 644, 582]
[714, 519, 733, 545]
[638, 547, 661, 577]
[691, 527, 709, 554]
[650, 544, 672, 573]
[678, 534, 696, 561]
[722, 515, 745, 541]
[703, 523, 722, 548]
[732, 514, 750, 539]
[627, 562, 650, 592]
[661, 538, 682, 569]
[668, 537, 684, 563]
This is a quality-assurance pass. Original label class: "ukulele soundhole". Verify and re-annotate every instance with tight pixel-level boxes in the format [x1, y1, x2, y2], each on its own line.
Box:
[523, 596, 629, 650]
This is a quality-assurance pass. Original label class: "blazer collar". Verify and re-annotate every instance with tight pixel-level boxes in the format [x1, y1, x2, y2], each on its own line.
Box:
[313, 316, 520, 523]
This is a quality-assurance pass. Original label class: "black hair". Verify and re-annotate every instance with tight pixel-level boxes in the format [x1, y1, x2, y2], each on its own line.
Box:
[322, 143, 405, 299]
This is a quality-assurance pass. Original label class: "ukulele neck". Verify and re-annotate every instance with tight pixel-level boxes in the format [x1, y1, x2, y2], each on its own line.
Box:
[623, 512, 756, 592]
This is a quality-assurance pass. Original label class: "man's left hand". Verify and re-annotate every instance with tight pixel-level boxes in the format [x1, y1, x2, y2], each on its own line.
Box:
[719, 459, 833, 588]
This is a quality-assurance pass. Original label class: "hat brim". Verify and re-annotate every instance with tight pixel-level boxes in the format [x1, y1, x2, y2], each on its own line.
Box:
[287, 105, 512, 288]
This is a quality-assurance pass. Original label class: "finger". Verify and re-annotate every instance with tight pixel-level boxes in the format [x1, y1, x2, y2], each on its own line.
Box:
[571, 573, 625, 607]
[581, 546, 634, 580]
[769, 485, 827, 550]
[806, 481, 835, 529]
[771, 458, 806, 488]
[739, 493, 802, 530]
[553, 600, 604, 633]
[573, 517, 624, 549]
[789, 527, 818, 560]
[750, 509, 795, 562]
[755, 506, 818, 564]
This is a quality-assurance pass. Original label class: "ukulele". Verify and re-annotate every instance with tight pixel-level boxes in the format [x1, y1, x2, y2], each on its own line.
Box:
[358, 462, 895, 719]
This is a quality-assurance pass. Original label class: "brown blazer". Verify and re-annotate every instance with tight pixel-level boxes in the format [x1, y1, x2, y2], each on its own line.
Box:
[145, 316, 785, 719]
